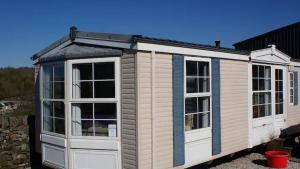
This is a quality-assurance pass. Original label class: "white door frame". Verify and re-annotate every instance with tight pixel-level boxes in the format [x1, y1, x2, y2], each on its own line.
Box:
[273, 65, 287, 134]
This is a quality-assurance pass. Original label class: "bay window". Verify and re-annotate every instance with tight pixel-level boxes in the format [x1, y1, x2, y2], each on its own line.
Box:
[71, 58, 119, 137]
[185, 59, 211, 131]
[42, 63, 65, 135]
[252, 65, 272, 118]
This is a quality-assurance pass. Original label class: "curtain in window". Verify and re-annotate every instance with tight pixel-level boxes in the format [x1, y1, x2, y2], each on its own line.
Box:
[43, 101, 52, 132]
[72, 104, 82, 136]
[72, 66, 81, 98]
[202, 98, 209, 128]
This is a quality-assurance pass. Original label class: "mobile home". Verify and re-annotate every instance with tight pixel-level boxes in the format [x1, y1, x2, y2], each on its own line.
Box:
[32, 27, 300, 169]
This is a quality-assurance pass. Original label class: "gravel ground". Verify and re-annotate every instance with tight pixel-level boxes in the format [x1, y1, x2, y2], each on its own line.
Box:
[210, 153, 300, 169]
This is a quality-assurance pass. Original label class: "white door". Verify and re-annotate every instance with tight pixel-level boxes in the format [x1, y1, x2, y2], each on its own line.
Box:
[251, 64, 274, 146]
[274, 67, 287, 135]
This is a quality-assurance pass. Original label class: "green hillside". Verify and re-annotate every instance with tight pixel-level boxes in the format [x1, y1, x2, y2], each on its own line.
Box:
[0, 67, 34, 100]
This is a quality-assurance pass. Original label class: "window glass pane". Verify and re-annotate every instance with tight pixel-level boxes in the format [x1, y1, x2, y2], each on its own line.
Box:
[94, 62, 114, 80]
[276, 103, 284, 115]
[259, 105, 265, 117]
[54, 118, 65, 134]
[259, 66, 265, 78]
[54, 101, 64, 118]
[43, 65, 53, 99]
[81, 120, 94, 136]
[185, 98, 197, 113]
[253, 79, 258, 91]
[198, 113, 210, 128]
[43, 101, 53, 132]
[198, 97, 210, 112]
[198, 62, 209, 76]
[94, 81, 115, 98]
[265, 66, 271, 78]
[54, 64, 64, 81]
[253, 93, 259, 105]
[266, 104, 272, 116]
[290, 89, 294, 96]
[54, 82, 64, 99]
[278, 70, 283, 80]
[186, 61, 197, 76]
[72, 103, 93, 119]
[73, 81, 93, 98]
[185, 114, 197, 131]
[253, 106, 259, 118]
[252, 65, 258, 78]
[95, 120, 117, 136]
[278, 81, 283, 91]
[259, 79, 265, 91]
[94, 103, 117, 119]
[265, 79, 271, 90]
[73, 63, 92, 80]
[186, 78, 197, 93]
[198, 78, 210, 93]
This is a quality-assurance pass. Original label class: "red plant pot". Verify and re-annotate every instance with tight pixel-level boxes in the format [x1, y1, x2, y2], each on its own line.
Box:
[265, 151, 289, 168]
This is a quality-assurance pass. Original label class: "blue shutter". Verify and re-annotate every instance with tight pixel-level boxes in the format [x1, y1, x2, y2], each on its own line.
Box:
[294, 72, 298, 105]
[212, 58, 221, 155]
[172, 55, 185, 166]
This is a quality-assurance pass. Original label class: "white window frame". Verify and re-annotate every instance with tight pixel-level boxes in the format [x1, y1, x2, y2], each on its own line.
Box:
[184, 56, 212, 137]
[251, 64, 273, 119]
[40, 61, 66, 138]
[289, 72, 295, 105]
[67, 57, 121, 141]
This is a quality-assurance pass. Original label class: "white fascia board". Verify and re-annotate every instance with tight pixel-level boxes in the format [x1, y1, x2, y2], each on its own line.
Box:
[136, 42, 249, 61]
[74, 38, 136, 49]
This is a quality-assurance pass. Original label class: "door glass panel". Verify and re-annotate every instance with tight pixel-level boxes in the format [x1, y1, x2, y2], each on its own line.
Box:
[275, 69, 284, 115]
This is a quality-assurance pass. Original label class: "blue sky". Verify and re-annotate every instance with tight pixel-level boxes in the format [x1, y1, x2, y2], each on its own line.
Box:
[0, 0, 299, 67]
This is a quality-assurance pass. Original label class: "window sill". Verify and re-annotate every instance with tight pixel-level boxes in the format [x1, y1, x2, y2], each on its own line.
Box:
[69, 138, 120, 150]
[41, 134, 66, 147]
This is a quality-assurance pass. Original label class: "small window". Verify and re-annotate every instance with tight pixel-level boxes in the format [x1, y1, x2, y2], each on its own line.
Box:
[42, 63, 65, 135]
[290, 72, 295, 105]
[185, 59, 211, 131]
[252, 65, 272, 118]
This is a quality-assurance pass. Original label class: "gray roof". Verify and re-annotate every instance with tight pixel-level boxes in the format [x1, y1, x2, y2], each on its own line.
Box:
[32, 28, 250, 61]
[39, 43, 122, 63]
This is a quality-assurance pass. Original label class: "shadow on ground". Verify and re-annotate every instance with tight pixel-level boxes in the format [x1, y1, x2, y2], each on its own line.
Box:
[188, 145, 267, 169]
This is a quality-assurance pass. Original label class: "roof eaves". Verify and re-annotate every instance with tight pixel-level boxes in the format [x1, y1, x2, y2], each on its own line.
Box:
[31, 35, 70, 60]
